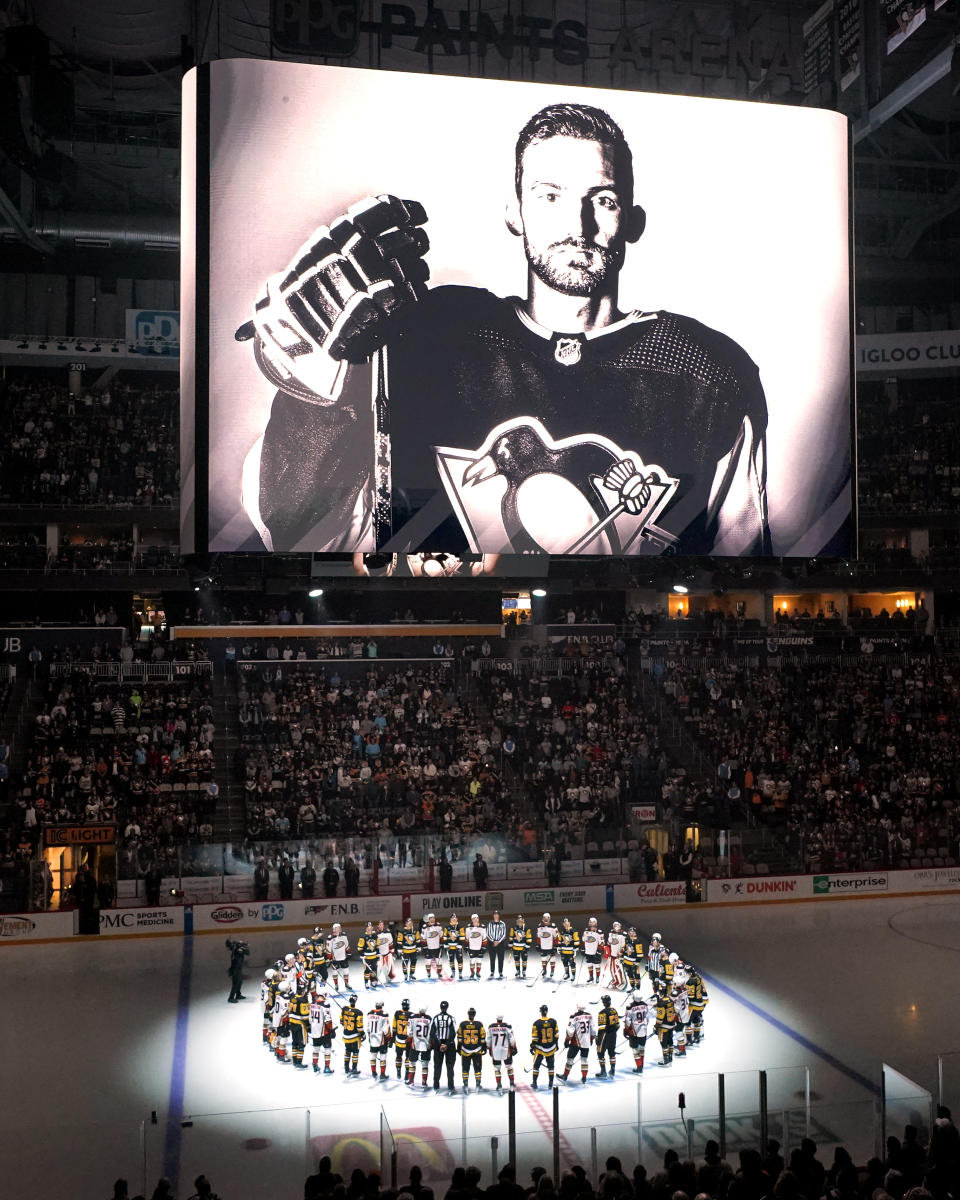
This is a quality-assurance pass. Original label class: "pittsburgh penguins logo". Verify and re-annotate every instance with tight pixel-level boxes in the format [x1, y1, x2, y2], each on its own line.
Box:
[434, 417, 679, 555]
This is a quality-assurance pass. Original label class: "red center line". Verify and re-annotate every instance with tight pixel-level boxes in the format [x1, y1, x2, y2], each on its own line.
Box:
[519, 1082, 580, 1169]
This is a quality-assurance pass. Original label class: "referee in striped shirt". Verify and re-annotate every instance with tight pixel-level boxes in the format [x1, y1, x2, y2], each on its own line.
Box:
[486, 910, 507, 979]
[430, 1000, 457, 1092]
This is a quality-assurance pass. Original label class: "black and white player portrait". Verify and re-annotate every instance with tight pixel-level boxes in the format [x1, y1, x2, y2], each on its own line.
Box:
[194, 62, 851, 557]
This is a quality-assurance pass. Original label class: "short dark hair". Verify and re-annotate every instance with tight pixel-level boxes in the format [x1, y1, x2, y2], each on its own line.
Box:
[515, 103, 634, 205]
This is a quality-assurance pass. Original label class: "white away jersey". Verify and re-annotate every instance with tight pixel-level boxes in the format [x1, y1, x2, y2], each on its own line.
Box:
[566, 1011, 595, 1048]
[409, 1013, 432, 1052]
[608, 931, 626, 958]
[367, 1010, 391, 1047]
[376, 931, 394, 956]
[624, 1001, 649, 1038]
[421, 923, 443, 950]
[465, 926, 486, 952]
[537, 924, 559, 951]
[487, 1021, 516, 1060]
[272, 993, 290, 1028]
[582, 928, 603, 955]
[327, 933, 350, 961]
[309, 999, 333, 1038]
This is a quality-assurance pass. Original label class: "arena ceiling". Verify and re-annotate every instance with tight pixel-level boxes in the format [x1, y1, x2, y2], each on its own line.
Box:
[1, 0, 959, 302]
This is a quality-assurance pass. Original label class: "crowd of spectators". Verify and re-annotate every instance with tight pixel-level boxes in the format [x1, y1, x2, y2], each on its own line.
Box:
[0, 675, 221, 901]
[0, 378, 178, 506]
[104, 1112, 960, 1200]
[858, 390, 960, 514]
[651, 654, 960, 873]
[236, 665, 534, 858]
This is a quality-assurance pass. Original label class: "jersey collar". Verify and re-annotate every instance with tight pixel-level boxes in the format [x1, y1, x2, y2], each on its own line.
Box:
[512, 304, 658, 341]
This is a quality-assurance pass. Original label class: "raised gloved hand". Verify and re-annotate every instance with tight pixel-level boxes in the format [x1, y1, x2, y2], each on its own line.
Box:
[236, 194, 429, 402]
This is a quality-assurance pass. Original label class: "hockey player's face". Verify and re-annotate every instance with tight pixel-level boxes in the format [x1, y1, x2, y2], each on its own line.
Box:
[517, 137, 628, 297]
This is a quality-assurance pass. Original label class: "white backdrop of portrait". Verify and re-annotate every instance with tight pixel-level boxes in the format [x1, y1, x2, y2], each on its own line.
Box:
[194, 59, 851, 556]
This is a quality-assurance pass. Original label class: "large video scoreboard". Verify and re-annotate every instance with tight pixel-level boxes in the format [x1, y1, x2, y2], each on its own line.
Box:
[182, 60, 853, 562]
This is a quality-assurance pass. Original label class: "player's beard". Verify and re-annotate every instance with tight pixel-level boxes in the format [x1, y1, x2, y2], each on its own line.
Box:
[525, 237, 623, 297]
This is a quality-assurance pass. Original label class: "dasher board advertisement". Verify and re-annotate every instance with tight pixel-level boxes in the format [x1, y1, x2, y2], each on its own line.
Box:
[182, 60, 852, 559]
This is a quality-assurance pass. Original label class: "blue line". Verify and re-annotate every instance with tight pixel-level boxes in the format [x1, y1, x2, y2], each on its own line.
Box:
[701, 970, 881, 1097]
[163, 933, 194, 1191]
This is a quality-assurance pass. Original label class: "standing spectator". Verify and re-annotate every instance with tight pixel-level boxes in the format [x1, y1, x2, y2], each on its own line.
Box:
[438, 857, 453, 892]
[473, 853, 488, 890]
[300, 860, 317, 898]
[323, 860, 341, 897]
[254, 857, 270, 901]
[144, 863, 162, 907]
[344, 856, 359, 896]
[278, 856, 295, 899]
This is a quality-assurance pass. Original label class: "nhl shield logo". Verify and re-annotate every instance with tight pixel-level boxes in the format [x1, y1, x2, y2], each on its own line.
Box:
[553, 336, 583, 366]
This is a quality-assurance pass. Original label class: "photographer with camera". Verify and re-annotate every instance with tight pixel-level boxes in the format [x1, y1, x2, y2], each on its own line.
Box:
[226, 937, 250, 1003]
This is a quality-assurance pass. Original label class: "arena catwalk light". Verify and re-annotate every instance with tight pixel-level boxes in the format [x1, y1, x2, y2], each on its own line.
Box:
[308, 587, 324, 598]
[531, 588, 547, 598]
[673, 584, 689, 594]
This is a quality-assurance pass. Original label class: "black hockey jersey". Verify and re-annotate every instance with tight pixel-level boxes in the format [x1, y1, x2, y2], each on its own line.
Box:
[256, 286, 769, 556]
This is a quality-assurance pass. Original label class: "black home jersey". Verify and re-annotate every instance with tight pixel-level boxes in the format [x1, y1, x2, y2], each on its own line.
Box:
[258, 285, 769, 555]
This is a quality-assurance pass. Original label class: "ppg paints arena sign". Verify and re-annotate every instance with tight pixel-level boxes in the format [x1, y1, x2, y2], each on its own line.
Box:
[271, 1, 803, 94]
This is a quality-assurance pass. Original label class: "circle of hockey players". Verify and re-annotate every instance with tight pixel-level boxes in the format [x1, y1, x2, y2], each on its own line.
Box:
[257, 914, 708, 1093]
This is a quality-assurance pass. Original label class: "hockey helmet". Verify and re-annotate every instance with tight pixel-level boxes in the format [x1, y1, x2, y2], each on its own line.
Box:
[587, 917, 598, 928]
[332, 922, 342, 932]
[562, 917, 572, 928]
[297, 937, 308, 947]
[628, 926, 637, 936]
[315, 991, 326, 1001]
[668, 952, 679, 964]
[279, 981, 292, 993]
[651, 932, 661, 942]
[542, 912, 551, 922]
[264, 969, 277, 980]
[418, 1003, 428, 1013]
[440, 1000, 449, 1012]
[471, 913, 479, 921]
[539, 1005, 549, 1015]
[349, 994, 357, 1004]
[365, 921, 375, 931]
[285, 953, 295, 963]
[468, 1007, 476, 1019]
[449, 914, 459, 923]
[401, 998, 410, 1011]
[496, 1013, 504, 1021]
[611, 921, 622, 932]
[601, 994, 612, 1006]
[375, 1000, 384, 1010]
[425, 912, 435, 922]
[404, 918, 414, 928]
[631, 991, 643, 1003]
[516, 913, 525, 922]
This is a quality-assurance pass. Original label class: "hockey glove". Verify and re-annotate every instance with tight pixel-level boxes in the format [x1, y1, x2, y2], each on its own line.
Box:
[236, 194, 429, 403]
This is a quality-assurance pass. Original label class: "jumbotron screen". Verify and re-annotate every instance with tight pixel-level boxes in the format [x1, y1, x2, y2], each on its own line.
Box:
[181, 60, 852, 559]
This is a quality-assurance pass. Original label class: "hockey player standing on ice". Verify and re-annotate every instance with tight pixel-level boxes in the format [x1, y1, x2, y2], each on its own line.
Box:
[622, 926, 644, 990]
[398, 917, 420, 981]
[464, 913, 486, 979]
[606, 921, 627, 989]
[595, 994, 620, 1078]
[261, 969, 278, 1044]
[444, 914, 465, 980]
[670, 980, 691, 1059]
[530, 1003, 560, 1090]
[510, 914, 531, 978]
[340, 993, 365, 1075]
[559, 1004, 596, 1084]
[623, 990, 649, 1074]
[430, 999, 458, 1094]
[653, 980, 677, 1068]
[288, 982, 311, 1068]
[407, 1003, 432, 1087]
[536, 912, 560, 979]
[272, 980, 292, 1061]
[558, 918, 580, 981]
[238, 104, 770, 557]
[310, 926, 330, 987]
[486, 1013, 518, 1092]
[486, 909, 507, 979]
[326, 922, 351, 990]
[581, 917, 604, 985]
[308, 989, 336, 1074]
[366, 999, 392, 1079]
[686, 962, 709, 1045]
[376, 920, 395, 983]
[421, 912, 444, 979]
[457, 1006, 487, 1092]
[392, 996, 412, 1078]
[358, 921, 379, 988]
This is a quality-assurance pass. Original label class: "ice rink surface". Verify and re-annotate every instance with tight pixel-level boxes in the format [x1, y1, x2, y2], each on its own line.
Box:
[3, 894, 959, 1200]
